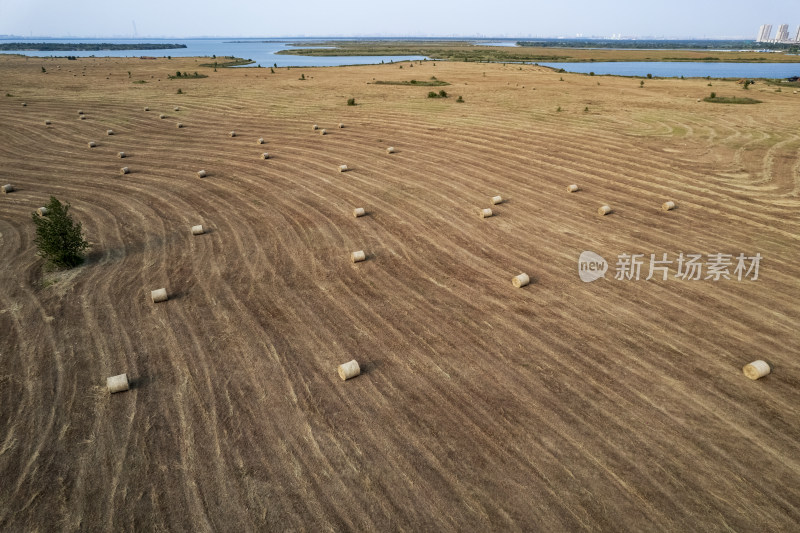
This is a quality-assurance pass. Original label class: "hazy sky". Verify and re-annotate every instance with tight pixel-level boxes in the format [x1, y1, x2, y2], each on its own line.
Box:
[0, 0, 798, 38]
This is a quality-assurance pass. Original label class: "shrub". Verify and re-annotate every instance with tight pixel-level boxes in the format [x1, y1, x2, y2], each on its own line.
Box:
[710, 92, 716, 99]
[456, 95, 464, 103]
[589, 71, 594, 76]
[438, 89, 447, 98]
[640, 80, 644, 87]
[584, 106, 589, 112]
[177, 88, 183, 94]
[556, 106, 562, 112]
[299, 73, 305, 80]
[41, 66, 46, 73]
[32, 197, 89, 268]
[270, 67, 275, 73]
[428, 91, 437, 98]
[176, 71, 182, 77]
[347, 97, 356, 106]
[646, 73, 652, 79]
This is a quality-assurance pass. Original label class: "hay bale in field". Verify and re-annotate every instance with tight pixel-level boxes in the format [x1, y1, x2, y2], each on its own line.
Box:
[21, 102, 27, 107]
[338, 123, 344, 128]
[353, 207, 366, 217]
[312, 124, 319, 130]
[107, 129, 114, 136]
[743, 360, 770, 380]
[567, 184, 580, 193]
[159, 113, 166, 119]
[337, 360, 360, 381]
[491, 195, 503, 205]
[176, 122, 183, 128]
[197, 170, 207, 178]
[257, 138, 264, 144]
[598, 205, 612, 216]
[320, 129, 327, 135]
[662, 200, 676, 211]
[144, 107, 150, 111]
[150, 288, 168, 303]
[174, 106, 180, 111]
[261, 152, 270, 159]
[37, 207, 48, 216]
[229, 131, 236, 137]
[339, 165, 349, 172]
[479, 208, 493, 218]
[79, 115, 86, 120]
[512, 273, 530, 288]
[107, 373, 130, 393]
[44, 120, 51, 125]
[88, 141, 97, 148]
[77, 110, 84, 115]
[120, 167, 129, 175]
[2, 184, 14, 194]
[191, 225, 205, 235]
[118, 151, 126, 158]
[386, 146, 396, 154]
[351, 250, 366, 263]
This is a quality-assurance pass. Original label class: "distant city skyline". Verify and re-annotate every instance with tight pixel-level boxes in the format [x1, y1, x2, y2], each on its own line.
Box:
[757, 22, 800, 43]
[0, 0, 798, 39]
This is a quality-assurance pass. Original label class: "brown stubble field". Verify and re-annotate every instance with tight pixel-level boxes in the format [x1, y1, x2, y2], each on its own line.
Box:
[0, 54, 799, 531]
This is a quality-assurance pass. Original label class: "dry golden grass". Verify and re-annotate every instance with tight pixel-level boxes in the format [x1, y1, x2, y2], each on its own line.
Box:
[1, 54, 799, 531]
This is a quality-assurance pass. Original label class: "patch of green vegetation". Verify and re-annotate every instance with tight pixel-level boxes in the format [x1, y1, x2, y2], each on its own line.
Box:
[427, 89, 448, 98]
[198, 57, 254, 68]
[132, 80, 147, 84]
[703, 95, 762, 104]
[347, 97, 356, 106]
[168, 71, 208, 79]
[372, 79, 450, 86]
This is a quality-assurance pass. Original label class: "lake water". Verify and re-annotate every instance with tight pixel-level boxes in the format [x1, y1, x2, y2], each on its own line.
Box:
[3, 38, 800, 77]
[539, 61, 800, 78]
[0, 38, 428, 67]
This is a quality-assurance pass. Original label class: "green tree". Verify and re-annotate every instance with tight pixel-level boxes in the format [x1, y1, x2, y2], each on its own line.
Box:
[32, 197, 89, 268]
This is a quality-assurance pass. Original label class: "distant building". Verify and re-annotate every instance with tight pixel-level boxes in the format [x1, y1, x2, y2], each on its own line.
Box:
[776, 24, 790, 42]
[796, 26, 800, 43]
[757, 24, 772, 42]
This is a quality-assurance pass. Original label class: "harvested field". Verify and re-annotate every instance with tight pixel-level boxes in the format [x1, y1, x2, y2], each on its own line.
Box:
[1, 55, 799, 531]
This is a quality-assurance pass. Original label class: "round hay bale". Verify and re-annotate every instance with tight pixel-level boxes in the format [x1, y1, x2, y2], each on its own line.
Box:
[491, 195, 503, 205]
[87, 141, 97, 148]
[176, 122, 183, 128]
[37, 207, 48, 216]
[229, 131, 236, 137]
[120, 167, 129, 175]
[386, 146, 396, 154]
[21, 102, 27, 107]
[479, 208, 493, 218]
[743, 360, 770, 380]
[191, 225, 205, 235]
[44, 120, 51, 125]
[118, 151, 126, 158]
[107, 373, 130, 393]
[261, 152, 270, 160]
[337, 360, 360, 381]
[174, 106, 180, 111]
[353, 207, 366, 217]
[312, 124, 319, 130]
[144, 106, 150, 111]
[512, 273, 530, 288]
[696, 98, 701, 102]
[159, 113, 166, 119]
[107, 129, 114, 136]
[197, 170, 207, 178]
[320, 129, 327, 135]
[2, 184, 14, 194]
[77, 110, 84, 115]
[257, 138, 264, 144]
[567, 184, 580, 193]
[150, 288, 168, 303]
[79, 115, 86, 120]
[338, 123, 344, 128]
[598, 205, 612, 216]
[351, 250, 366, 263]
[662, 200, 676, 211]
[339, 165, 349, 172]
